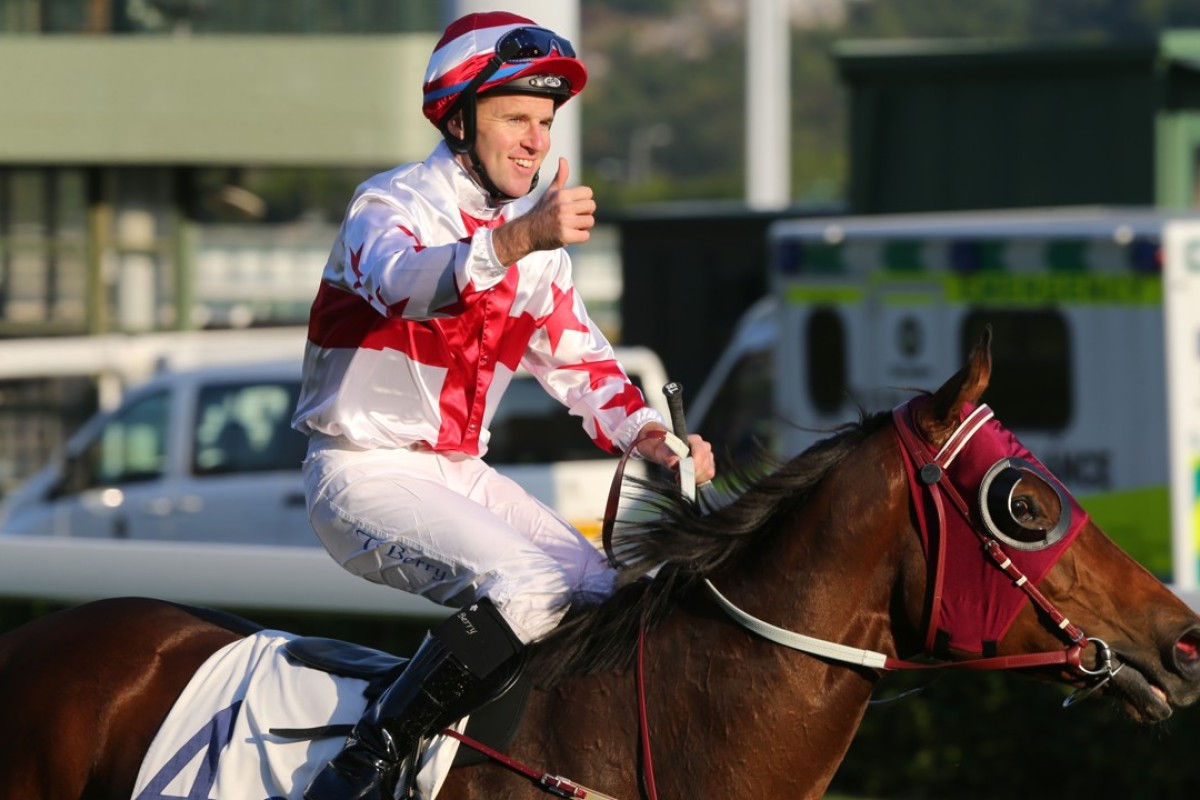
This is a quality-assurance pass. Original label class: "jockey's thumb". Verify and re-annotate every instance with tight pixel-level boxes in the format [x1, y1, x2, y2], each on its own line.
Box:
[550, 158, 569, 191]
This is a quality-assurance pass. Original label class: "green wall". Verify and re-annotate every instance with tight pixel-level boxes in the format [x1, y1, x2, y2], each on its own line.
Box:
[835, 35, 1200, 213]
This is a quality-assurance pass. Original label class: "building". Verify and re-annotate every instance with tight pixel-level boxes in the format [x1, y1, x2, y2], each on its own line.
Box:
[835, 31, 1200, 214]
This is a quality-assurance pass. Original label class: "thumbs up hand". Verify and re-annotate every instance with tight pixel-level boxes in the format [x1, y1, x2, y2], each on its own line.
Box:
[493, 158, 596, 265]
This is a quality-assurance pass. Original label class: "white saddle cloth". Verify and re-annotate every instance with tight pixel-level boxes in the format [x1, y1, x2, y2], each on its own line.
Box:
[131, 630, 464, 800]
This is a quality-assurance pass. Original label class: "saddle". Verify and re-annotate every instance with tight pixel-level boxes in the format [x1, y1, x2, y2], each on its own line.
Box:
[278, 636, 532, 767]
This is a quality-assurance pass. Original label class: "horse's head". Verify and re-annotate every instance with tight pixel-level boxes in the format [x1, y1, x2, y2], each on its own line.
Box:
[905, 327, 1200, 721]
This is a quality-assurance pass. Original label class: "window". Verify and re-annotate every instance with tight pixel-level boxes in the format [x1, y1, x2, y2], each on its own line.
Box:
[960, 310, 1071, 430]
[0, 168, 89, 333]
[192, 381, 308, 475]
[58, 389, 169, 494]
[806, 308, 847, 415]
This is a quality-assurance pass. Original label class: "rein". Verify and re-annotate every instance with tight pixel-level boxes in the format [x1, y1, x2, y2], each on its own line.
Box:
[703, 577, 1121, 678]
[598, 427, 678, 800]
[601, 428, 691, 570]
[601, 401, 1125, 711]
[702, 576, 1123, 718]
[441, 728, 618, 799]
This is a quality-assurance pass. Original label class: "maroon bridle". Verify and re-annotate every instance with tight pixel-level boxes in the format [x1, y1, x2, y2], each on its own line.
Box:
[890, 398, 1105, 676]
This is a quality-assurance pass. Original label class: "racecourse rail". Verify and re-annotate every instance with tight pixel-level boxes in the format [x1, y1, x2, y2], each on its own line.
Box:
[0, 536, 1197, 619]
[0, 537, 445, 619]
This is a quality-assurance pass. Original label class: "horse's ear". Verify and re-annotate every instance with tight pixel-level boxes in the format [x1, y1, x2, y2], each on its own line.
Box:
[915, 326, 993, 446]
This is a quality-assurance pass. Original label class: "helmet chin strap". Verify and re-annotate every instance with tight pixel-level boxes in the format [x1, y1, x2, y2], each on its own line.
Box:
[467, 148, 539, 206]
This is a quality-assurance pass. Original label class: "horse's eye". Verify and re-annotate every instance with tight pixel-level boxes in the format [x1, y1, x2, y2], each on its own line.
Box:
[1011, 496, 1035, 524]
[986, 467, 1053, 536]
[980, 458, 1073, 551]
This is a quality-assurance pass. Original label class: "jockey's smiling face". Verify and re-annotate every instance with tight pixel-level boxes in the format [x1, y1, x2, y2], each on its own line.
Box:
[454, 93, 556, 199]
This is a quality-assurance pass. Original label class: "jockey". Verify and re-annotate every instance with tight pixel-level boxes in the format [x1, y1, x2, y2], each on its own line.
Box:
[292, 10, 715, 800]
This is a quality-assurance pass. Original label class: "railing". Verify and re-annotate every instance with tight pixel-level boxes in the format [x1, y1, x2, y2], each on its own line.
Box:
[0, 537, 445, 620]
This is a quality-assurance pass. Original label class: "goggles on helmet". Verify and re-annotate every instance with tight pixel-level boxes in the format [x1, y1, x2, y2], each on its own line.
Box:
[495, 26, 576, 62]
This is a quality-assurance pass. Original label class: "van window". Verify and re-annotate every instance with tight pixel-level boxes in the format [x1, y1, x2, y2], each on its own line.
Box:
[65, 389, 169, 491]
[696, 349, 774, 466]
[807, 308, 847, 415]
[192, 381, 308, 475]
[960, 311, 1070, 430]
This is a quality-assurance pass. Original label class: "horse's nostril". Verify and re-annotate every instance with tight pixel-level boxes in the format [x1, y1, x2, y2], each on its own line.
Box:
[1175, 632, 1200, 670]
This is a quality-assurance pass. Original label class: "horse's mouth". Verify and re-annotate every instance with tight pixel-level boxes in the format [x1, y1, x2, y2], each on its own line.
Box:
[1106, 660, 1172, 722]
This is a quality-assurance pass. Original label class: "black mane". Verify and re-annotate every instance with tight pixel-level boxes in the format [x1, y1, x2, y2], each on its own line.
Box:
[527, 410, 893, 684]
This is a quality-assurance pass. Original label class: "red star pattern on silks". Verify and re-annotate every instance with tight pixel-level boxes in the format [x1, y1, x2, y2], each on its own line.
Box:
[591, 424, 617, 454]
[348, 245, 364, 289]
[396, 225, 426, 252]
[493, 282, 590, 372]
[598, 381, 648, 417]
[316, 207, 644, 456]
[539, 284, 590, 354]
[557, 358, 631, 392]
[380, 291, 410, 318]
[377, 226, 429, 315]
[496, 311, 540, 371]
[556, 359, 648, 454]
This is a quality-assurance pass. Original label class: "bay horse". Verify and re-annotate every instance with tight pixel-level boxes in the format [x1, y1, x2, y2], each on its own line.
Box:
[2, 331, 1200, 800]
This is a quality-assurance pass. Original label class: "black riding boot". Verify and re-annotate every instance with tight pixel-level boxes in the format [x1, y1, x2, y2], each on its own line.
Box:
[303, 598, 523, 800]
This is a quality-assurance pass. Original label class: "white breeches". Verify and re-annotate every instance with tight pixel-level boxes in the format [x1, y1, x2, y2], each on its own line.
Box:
[302, 438, 616, 644]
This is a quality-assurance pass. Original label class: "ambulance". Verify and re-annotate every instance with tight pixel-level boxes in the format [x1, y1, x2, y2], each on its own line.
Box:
[688, 207, 1200, 587]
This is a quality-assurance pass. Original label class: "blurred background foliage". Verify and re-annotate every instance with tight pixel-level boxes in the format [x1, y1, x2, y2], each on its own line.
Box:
[579, 0, 1200, 209]
[10, 0, 1200, 217]
[831, 666, 1200, 798]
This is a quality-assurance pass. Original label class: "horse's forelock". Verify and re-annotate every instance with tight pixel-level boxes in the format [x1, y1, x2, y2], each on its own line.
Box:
[528, 410, 892, 684]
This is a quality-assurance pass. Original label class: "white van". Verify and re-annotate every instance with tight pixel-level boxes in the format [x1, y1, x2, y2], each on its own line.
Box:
[0, 347, 671, 545]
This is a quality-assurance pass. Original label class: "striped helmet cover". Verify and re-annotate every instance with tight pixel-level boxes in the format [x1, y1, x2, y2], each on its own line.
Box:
[422, 11, 587, 128]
